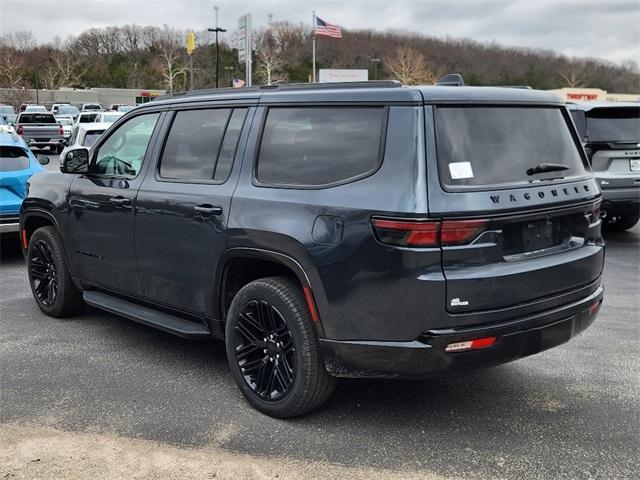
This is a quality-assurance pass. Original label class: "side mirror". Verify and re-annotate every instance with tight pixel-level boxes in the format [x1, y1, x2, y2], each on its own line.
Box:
[36, 154, 50, 165]
[61, 147, 89, 174]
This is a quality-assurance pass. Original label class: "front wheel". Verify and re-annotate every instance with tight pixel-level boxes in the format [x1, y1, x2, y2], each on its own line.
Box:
[27, 226, 84, 317]
[225, 277, 336, 418]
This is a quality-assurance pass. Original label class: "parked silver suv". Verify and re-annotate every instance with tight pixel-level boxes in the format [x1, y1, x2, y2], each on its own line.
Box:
[569, 102, 640, 231]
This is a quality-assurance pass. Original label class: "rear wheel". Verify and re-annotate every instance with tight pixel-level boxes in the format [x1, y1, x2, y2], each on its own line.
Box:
[27, 226, 84, 317]
[603, 212, 639, 232]
[225, 276, 336, 418]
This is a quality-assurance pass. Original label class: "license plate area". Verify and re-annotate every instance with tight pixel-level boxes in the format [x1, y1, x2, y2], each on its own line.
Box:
[630, 158, 640, 172]
[502, 216, 574, 256]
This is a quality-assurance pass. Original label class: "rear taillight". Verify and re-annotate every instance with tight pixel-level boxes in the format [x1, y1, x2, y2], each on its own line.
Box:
[372, 218, 488, 247]
[16, 125, 23, 135]
[59, 125, 64, 135]
[372, 219, 440, 247]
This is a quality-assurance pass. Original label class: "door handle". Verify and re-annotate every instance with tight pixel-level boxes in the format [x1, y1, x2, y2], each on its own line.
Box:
[194, 204, 223, 216]
[110, 196, 131, 206]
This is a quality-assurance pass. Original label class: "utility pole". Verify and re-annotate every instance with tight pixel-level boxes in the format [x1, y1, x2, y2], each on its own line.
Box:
[208, 6, 227, 88]
[370, 57, 381, 80]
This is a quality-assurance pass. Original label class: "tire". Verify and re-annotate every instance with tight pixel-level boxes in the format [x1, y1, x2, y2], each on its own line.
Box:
[225, 276, 336, 418]
[603, 212, 639, 232]
[27, 226, 84, 317]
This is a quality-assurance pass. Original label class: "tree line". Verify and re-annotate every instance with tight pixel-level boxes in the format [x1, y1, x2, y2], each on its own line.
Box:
[1, 22, 638, 100]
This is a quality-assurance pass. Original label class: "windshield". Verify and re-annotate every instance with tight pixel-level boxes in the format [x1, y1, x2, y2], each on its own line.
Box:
[119, 106, 136, 113]
[84, 105, 102, 111]
[25, 106, 47, 112]
[101, 113, 122, 123]
[19, 113, 56, 124]
[58, 118, 74, 126]
[0, 146, 30, 171]
[585, 107, 640, 143]
[0, 106, 15, 114]
[435, 106, 588, 189]
[83, 130, 105, 147]
[58, 106, 79, 116]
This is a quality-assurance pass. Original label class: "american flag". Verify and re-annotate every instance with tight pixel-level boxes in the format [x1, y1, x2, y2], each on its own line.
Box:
[315, 16, 342, 39]
[232, 78, 246, 88]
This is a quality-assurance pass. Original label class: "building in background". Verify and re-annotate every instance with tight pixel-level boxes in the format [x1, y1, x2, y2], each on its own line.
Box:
[0, 87, 166, 109]
[548, 87, 639, 102]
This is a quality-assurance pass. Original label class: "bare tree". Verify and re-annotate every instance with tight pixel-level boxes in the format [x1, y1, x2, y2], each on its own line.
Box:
[558, 59, 587, 87]
[254, 29, 288, 85]
[0, 37, 25, 87]
[153, 27, 188, 92]
[385, 46, 437, 85]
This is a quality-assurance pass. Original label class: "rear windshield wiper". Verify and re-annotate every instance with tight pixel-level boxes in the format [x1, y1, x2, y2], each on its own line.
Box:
[526, 163, 570, 176]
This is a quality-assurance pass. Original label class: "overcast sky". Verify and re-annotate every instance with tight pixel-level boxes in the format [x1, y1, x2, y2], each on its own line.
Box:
[1, 0, 639, 64]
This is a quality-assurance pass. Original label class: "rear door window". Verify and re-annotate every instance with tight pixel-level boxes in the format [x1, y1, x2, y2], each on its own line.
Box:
[0, 146, 30, 171]
[257, 107, 386, 187]
[159, 108, 247, 182]
[435, 106, 588, 190]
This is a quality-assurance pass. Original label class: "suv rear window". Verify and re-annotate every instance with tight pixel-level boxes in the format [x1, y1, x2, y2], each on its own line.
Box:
[584, 107, 640, 143]
[435, 106, 588, 189]
[18, 113, 56, 124]
[257, 107, 386, 187]
[0, 146, 29, 171]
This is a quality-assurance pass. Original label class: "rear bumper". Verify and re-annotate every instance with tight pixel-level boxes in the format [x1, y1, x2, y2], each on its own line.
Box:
[320, 284, 603, 379]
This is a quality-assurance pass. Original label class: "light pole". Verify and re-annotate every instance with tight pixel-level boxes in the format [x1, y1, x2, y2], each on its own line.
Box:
[208, 6, 227, 88]
[370, 57, 381, 80]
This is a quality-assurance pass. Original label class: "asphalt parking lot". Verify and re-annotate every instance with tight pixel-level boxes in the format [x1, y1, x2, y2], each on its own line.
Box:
[1, 159, 638, 479]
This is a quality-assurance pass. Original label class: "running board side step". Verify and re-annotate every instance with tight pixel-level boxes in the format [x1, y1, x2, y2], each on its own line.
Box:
[83, 291, 211, 339]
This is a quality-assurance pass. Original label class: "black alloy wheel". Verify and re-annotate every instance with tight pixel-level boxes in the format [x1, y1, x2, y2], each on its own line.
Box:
[29, 239, 58, 307]
[27, 226, 84, 317]
[232, 299, 296, 402]
[225, 277, 336, 418]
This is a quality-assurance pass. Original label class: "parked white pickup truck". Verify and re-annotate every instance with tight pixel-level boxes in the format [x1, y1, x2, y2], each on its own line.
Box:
[15, 112, 65, 153]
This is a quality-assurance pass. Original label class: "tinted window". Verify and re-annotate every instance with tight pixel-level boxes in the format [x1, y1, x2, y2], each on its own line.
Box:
[257, 107, 386, 186]
[159, 108, 247, 181]
[435, 107, 588, 189]
[92, 113, 159, 177]
[79, 113, 98, 123]
[215, 109, 247, 182]
[19, 114, 56, 123]
[570, 110, 587, 140]
[585, 107, 640, 143]
[83, 130, 105, 147]
[0, 146, 29, 171]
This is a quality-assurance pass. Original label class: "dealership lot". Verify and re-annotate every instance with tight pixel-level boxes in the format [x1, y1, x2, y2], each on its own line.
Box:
[1, 181, 638, 479]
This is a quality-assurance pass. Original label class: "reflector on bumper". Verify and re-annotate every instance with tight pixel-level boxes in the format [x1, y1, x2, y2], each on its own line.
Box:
[445, 336, 497, 352]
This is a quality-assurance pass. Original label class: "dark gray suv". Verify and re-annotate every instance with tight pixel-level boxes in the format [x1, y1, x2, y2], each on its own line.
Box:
[20, 81, 604, 417]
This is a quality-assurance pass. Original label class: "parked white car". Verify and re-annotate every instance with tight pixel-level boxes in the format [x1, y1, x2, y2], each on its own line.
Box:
[60, 122, 111, 161]
[55, 115, 75, 139]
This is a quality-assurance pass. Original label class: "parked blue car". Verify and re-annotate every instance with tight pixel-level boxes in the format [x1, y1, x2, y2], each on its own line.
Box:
[0, 132, 49, 233]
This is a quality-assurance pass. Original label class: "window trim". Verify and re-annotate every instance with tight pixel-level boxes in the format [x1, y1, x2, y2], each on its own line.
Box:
[432, 104, 592, 193]
[87, 110, 162, 180]
[154, 107, 248, 185]
[252, 105, 389, 190]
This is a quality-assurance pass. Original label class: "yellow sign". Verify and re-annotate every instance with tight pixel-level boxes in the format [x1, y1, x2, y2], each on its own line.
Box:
[186, 31, 196, 55]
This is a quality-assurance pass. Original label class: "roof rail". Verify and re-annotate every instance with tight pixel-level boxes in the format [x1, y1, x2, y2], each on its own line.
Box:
[436, 73, 465, 86]
[155, 80, 403, 101]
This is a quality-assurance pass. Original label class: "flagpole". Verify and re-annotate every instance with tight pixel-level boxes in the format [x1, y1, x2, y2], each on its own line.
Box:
[312, 10, 316, 83]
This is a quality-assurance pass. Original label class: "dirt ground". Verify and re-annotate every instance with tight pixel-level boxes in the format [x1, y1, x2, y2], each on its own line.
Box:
[1, 423, 450, 480]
